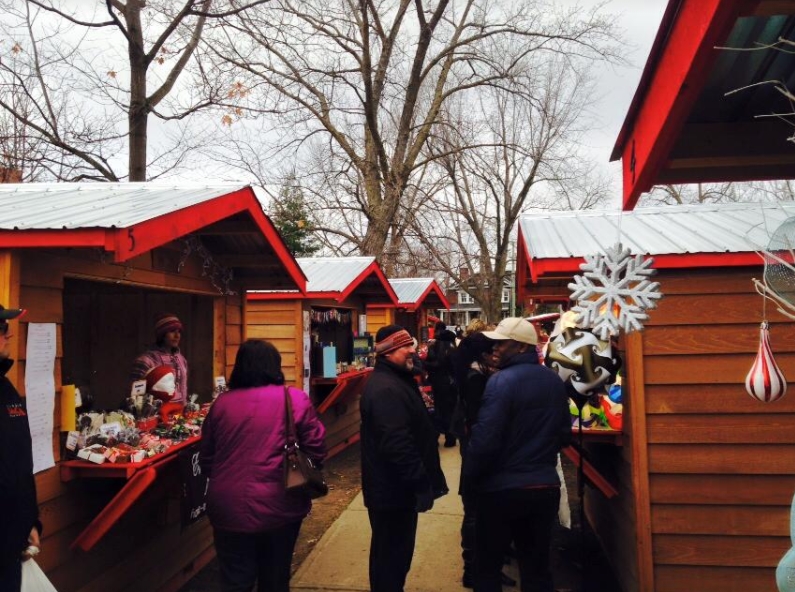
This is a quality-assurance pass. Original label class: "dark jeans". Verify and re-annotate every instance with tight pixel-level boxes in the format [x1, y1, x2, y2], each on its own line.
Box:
[0, 560, 21, 592]
[475, 487, 560, 592]
[367, 508, 418, 592]
[213, 521, 302, 592]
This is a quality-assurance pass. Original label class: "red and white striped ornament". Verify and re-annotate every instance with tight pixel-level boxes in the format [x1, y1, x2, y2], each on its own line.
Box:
[745, 321, 787, 403]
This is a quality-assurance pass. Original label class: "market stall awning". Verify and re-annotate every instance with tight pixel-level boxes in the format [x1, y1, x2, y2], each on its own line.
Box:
[517, 201, 795, 285]
[0, 183, 307, 292]
[612, 0, 795, 210]
[250, 256, 399, 305]
[373, 277, 451, 312]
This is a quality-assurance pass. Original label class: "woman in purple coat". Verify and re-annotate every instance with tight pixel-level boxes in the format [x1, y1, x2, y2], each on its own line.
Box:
[200, 339, 326, 592]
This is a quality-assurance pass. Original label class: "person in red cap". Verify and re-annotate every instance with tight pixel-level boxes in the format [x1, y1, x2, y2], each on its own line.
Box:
[130, 312, 189, 404]
[0, 304, 42, 592]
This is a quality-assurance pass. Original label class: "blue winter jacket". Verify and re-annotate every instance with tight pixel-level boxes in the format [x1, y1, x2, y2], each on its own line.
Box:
[464, 351, 570, 492]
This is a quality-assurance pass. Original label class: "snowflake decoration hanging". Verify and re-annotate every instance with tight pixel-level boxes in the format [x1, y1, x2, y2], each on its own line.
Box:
[568, 243, 663, 340]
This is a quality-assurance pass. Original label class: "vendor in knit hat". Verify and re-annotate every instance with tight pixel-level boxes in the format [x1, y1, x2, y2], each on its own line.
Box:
[130, 312, 188, 404]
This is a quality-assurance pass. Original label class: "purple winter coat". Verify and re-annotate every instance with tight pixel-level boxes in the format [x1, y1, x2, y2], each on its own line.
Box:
[199, 384, 326, 533]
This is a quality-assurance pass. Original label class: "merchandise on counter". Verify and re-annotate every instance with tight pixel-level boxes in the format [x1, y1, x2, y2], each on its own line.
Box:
[568, 393, 622, 431]
[70, 403, 208, 465]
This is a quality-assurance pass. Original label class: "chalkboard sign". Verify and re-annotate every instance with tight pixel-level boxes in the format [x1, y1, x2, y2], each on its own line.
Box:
[178, 443, 209, 529]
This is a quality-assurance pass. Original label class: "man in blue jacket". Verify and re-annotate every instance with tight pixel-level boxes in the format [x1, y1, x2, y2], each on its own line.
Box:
[465, 317, 570, 592]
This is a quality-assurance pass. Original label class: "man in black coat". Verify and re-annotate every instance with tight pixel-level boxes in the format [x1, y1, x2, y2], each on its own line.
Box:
[0, 305, 41, 592]
[361, 324, 448, 592]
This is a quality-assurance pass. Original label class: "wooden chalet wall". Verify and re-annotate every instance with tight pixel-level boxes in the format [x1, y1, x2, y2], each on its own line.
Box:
[527, 266, 795, 592]
[366, 306, 393, 336]
[3, 245, 246, 592]
[246, 299, 304, 385]
[246, 297, 368, 456]
[638, 266, 794, 592]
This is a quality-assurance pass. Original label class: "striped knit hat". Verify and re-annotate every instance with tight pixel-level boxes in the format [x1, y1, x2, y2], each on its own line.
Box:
[154, 312, 182, 341]
[374, 325, 414, 356]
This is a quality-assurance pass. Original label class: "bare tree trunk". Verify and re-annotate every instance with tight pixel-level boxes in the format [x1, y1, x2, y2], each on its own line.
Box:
[127, 0, 148, 182]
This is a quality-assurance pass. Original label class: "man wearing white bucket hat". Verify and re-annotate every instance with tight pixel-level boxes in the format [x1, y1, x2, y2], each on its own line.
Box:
[464, 317, 570, 592]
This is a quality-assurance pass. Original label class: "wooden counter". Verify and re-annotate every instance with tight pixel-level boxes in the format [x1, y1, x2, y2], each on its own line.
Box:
[59, 436, 202, 552]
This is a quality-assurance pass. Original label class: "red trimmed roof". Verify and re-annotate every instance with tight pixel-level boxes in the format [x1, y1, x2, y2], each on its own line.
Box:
[249, 257, 398, 305]
[0, 183, 307, 292]
[382, 278, 451, 312]
[612, 0, 795, 209]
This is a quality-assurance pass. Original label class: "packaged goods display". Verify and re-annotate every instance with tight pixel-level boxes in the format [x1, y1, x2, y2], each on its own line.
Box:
[66, 399, 209, 465]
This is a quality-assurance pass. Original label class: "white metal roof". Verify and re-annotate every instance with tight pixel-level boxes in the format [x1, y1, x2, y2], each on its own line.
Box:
[296, 257, 376, 293]
[389, 278, 435, 304]
[0, 182, 250, 229]
[519, 202, 795, 259]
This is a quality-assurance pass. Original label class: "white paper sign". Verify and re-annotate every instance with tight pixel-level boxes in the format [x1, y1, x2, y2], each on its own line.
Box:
[24, 323, 57, 473]
[302, 310, 311, 394]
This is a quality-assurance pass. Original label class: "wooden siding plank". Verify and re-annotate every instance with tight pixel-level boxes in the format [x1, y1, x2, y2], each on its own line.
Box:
[642, 323, 795, 356]
[22, 250, 224, 295]
[20, 285, 63, 322]
[648, 293, 789, 326]
[653, 534, 788, 568]
[626, 332, 654, 592]
[226, 303, 242, 325]
[657, 270, 761, 296]
[247, 324, 297, 339]
[648, 444, 795, 474]
[225, 344, 240, 368]
[214, 298, 227, 381]
[650, 474, 795, 505]
[645, 353, 795, 384]
[247, 309, 300, 324]
[0, 251, 22, 384]
[655, 565, 776, 592]
[651, 504, 788, 536]
[647, 414, 795, 443]
[247, 301, 300, 314]
[646, 384, 795, 414]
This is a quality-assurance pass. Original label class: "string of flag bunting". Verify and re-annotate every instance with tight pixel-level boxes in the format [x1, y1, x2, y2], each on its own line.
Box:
[310, 308, 352, 325]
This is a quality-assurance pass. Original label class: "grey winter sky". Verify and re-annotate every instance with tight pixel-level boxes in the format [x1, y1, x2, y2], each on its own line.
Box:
[565, 0, 668, 206]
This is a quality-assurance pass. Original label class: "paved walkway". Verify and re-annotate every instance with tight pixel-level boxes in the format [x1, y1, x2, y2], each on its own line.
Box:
[291, 444, 477, 592]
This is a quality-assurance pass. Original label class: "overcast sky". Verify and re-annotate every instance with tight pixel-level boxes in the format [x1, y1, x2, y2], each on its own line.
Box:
[570, 0, 669, 206]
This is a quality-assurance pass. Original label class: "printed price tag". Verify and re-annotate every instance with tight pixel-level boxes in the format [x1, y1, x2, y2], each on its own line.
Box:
[131, 379, 147, 396]
[65, 431, 80, 451]
[99, 421, 121, 437]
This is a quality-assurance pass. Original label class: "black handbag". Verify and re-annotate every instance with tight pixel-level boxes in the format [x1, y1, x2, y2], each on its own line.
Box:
[283, 386, 328, 499]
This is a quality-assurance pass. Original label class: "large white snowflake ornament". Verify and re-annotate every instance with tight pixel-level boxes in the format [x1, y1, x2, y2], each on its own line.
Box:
[568, 243, 663, 340]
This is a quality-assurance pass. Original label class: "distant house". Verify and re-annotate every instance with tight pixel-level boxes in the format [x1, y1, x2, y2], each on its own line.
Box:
[440, 271, 514, 327]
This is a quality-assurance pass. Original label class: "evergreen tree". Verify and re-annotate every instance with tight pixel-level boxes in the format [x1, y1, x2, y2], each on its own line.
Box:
[271, 180, 321, 257]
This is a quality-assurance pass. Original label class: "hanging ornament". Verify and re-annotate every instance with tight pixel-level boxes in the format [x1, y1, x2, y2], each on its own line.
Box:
[545, 326, 622, 399]
[568, 242, 663, 340]
[745, 321, 787, 403]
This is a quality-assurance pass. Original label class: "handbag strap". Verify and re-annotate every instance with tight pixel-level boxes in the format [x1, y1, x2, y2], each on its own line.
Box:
[284, 386, 299, 449]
